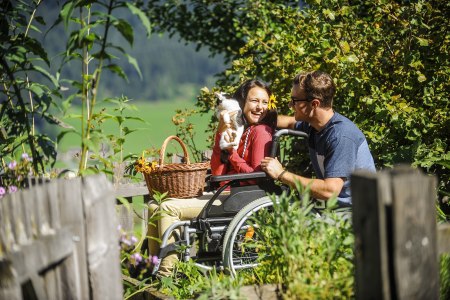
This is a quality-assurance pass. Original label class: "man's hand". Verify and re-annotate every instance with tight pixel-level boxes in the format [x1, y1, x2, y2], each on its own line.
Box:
[260, 157, 285, 179]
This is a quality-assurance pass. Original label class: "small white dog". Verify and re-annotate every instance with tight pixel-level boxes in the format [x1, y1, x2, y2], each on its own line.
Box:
[215, 92, 244, 150]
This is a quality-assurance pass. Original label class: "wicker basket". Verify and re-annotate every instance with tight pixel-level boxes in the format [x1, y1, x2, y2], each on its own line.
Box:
[143, 136, 210, 198]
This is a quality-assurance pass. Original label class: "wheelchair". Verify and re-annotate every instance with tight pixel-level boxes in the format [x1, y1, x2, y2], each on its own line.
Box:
[151, 129, 309, 276]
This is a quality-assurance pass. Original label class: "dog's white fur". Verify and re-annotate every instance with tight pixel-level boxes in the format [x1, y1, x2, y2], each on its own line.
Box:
[215, 92, 244, 150]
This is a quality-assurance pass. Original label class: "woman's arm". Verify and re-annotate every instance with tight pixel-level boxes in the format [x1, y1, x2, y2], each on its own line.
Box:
[210, 132, 228, 176]
[228, 125, 273, 173]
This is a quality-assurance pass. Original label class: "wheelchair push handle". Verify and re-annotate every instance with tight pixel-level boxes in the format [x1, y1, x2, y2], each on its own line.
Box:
[269, 129, 308, 157]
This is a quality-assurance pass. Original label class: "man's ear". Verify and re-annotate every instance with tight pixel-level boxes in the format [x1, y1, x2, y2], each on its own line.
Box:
[312, 98, 321, 108]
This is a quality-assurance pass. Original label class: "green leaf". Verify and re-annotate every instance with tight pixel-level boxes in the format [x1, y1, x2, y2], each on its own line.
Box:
[107, 64, 128, 82]
[125, 54, 143, 80]
[323, 9, 335, 21]
[117, 197, 132, 211]
[43, 113, 74, 129]
[33, 65, 59, 88]
[57, 128, 79, 143]
[114, 19, 134, 46]
[416, 37, 429, 46]
[60, 1, 76, 30]
[126, 3, 151, 37]
[434, 159, 450, 169]
[122, 127, 138, 135]
[124, 116, 145, 122]
[26, 37, 50, 65]
[345, 54, 359, 63]
[417, 72, 426, 82]
[28, 83, 45, 97]
[340, 41, 350, 54]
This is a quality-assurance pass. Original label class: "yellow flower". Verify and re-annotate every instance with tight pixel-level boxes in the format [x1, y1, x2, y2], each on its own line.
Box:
[268, 94, 277, 109]
[134, 154, 159, 174]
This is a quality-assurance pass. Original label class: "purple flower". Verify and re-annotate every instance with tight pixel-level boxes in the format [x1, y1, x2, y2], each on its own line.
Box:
[130, 235, 138, 245]
[0, 187, 5, 196]
[130, 252, 143, 265]
[121, 237, 131, 246]
[8, 161, 17, 170]
[119, 236, 132, 250]
[8, 186, 17, 193]
[21, 153, 29, 161]
[152, 255, 159, 265]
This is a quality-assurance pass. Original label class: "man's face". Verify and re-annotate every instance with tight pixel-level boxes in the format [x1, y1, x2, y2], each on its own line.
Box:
[290, 85, 312, 122]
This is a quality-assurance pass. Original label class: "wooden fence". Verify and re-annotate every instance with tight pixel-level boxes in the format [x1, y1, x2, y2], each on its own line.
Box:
[1, 165, 449, 300]
[0, 174, 122, 300]
[352, 165, 449, 300]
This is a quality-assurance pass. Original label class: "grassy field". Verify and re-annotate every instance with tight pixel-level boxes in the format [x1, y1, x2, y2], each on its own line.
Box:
[56, 100, 213, 166]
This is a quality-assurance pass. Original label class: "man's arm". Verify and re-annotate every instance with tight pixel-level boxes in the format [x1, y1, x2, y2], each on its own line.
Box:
[260, 157, 344, 200]
[277, 115, 296, 129]
[278, 171, 344, 200]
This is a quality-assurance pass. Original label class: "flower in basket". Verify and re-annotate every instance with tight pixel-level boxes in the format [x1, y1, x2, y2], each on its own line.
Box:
[134, 152, 158, 174]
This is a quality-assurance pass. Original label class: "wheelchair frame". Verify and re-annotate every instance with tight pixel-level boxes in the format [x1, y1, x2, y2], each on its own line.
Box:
[151, 129, 309, 276]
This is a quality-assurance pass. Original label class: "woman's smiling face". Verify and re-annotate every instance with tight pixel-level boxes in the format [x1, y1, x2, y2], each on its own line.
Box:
[243, 86, 269, 125]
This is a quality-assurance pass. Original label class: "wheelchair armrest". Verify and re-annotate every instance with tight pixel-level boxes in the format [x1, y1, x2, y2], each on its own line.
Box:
[209, 171, 268, 183]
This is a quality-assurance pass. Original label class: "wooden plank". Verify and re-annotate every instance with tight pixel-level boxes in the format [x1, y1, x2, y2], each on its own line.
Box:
[57, 177, 90, 300]
[390, 167, 439, 300]
[115, 182, 149, 198]
[82, 174, 123, 300]
[34, 183, 52, 236]
[0, 194, 11, 257]
[46, 180, 62, 230]
[9, 192, 28, 246]
[7, 228, 73, 284]
[438, 223, 450, 255]
[21, 188, 39, 240]
[19, 189, 33, 243]
[42, 181, 63, 300]
[117, 203, 134, 233]
[0, 260, 21, 300]
[351, 171, 391, 300]
[0, 195, 16, 254]
[2, 228, 74, 300]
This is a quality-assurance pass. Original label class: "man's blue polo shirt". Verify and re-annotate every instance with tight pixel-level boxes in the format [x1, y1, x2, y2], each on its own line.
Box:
[294, 112, 376, 204]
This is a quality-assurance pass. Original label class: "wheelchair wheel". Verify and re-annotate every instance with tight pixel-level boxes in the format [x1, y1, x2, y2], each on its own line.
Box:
[222, 196, 274, 277]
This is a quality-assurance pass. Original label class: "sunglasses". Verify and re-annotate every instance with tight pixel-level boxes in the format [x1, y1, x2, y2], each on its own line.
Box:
[290, 96, 313, 104]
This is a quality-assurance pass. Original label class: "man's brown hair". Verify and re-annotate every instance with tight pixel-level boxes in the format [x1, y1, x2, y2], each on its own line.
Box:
[293, 71, 336, 108]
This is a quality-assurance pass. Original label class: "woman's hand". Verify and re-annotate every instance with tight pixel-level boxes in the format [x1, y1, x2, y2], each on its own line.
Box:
[218, 110, 238, 133]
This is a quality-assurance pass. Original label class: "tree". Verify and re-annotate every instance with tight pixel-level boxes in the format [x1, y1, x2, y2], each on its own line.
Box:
[144, 0, 450, 201]
[0, 0, 57, 174]
[0, 0, 151, 177]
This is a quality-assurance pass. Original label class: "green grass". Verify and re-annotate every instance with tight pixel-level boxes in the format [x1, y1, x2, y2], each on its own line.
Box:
[56, 99, 212, 165]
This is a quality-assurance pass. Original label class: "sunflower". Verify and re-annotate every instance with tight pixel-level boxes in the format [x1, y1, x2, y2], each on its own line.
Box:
[268, 94, 277, 109]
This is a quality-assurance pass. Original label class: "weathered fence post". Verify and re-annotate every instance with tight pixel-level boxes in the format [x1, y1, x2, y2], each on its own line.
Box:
[82, 174, 123, 299]
[352, 165, 439, 300]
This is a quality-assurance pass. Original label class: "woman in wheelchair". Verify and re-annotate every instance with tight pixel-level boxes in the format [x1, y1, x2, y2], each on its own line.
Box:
[147, 79, 277, 277]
